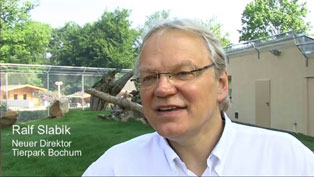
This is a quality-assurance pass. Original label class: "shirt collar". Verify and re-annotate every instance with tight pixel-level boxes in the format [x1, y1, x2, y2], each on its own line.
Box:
[158, 113, 236, 175]
[158, 133, 181, 173]
[210, 113, 236, 174]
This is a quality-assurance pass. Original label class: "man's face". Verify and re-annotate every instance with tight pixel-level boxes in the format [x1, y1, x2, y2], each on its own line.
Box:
[138, 29, 227, 140]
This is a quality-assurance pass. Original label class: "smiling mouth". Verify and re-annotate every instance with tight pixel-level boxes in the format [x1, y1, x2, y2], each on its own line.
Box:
[157, 106, 187, 112]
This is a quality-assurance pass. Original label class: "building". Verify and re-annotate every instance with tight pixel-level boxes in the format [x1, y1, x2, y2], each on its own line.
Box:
[1, 84, 47, 108]
[66, 91, 91, 108]
[226, 32, 314, 136]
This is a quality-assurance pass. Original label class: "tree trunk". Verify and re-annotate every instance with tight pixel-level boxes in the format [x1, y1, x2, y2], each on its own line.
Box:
[111, 70, 134, 95]
[90, 69, 118, 110]
[86, 88, 144, 118]
[90, 69, 134, 110]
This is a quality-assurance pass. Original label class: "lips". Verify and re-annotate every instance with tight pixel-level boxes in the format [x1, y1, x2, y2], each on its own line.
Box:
[156, 105, 187, 112]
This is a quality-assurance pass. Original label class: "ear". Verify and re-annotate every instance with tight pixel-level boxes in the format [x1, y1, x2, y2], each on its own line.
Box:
[217, 71, 229, 103]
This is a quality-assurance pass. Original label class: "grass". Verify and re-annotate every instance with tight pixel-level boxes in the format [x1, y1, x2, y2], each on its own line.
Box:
[1, 110, 154, 176]
[293, 133, 314, 151]
[1, 110, 313, 176]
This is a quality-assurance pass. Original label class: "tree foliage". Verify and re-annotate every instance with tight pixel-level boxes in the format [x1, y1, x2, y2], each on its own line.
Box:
[0, 0, 52, 64]
[139, 11, 230, 47]
[8, 72, 43, 87]
[48, 22, 83, 66]
[138, 10, 170, 40]
[201, 18, 231, 47]
[239, 0, 311, 41]
[0, 0, 36, 27]
[49, 9, 139, 68]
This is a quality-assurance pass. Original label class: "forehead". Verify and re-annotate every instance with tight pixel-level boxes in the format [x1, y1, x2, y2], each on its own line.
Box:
[139, 29, 210, 72]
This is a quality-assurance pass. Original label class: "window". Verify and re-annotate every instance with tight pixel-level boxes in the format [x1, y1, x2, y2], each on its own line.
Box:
[23, 94, 27, 100]
[14, 94, 18, 100]
[32, 91, 38, 98]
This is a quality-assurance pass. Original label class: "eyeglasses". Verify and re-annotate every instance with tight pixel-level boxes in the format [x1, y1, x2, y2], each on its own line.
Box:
[132, 63, 215, 90]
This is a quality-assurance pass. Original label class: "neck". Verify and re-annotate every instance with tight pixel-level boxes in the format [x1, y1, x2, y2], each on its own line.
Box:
[167, 111, 224, 176]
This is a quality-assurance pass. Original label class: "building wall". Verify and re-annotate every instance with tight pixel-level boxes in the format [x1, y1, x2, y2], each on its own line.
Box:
[227, 43, 314, 136]
[7, 87, 40, 105]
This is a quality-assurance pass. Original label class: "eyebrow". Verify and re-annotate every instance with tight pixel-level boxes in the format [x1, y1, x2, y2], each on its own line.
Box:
[139, 60, 197, 74]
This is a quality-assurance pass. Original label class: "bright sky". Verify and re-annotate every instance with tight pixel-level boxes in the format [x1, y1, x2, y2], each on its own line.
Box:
[30, 0, 314, 44]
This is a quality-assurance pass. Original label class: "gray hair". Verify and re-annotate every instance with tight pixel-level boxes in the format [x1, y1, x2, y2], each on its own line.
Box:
[134, 19, 230, 112]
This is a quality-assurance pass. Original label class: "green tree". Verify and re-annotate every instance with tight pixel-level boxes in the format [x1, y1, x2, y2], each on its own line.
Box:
[201, 18, 231, 47]
[0, 0, 52, 64]
[1, 21, 52, 63]
[48, 22, 83, 66]
[49, 9, 139, 69]
[139, 11, 230, 47]
[8, 72, 43, 87]
[0, 0, 36, 28]
[138, 10, 170, 40]
[239, 0, 311, 41]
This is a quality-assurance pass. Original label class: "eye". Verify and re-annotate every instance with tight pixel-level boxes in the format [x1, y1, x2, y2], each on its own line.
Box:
[141, 75, 157, 84]
[175, 71, 194, 80]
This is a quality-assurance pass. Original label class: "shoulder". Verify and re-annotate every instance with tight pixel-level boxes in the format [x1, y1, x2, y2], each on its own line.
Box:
[232, 122, 303, 147]
[230, 122, 314, 174]
[232, 122, 301, 150]
[83, 132, 164, 176]
[94, 131, 161, 160]
[110, 131, 160, 151]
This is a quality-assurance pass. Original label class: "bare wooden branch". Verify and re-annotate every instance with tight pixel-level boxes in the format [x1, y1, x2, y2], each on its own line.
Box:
[111, 70, 134, 95]
[90, 69, 134, 111]
[85, 88, 144, 117]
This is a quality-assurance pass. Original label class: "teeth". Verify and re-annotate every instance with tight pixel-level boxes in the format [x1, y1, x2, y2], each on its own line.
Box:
[159, 107, 177, 111]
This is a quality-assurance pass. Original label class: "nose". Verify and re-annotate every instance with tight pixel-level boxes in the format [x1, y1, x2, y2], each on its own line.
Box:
[153, 74, 177, 97]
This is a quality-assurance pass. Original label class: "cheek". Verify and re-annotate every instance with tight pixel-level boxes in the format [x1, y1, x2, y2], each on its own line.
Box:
[140, 91, 153, 112]
[184, 80, 218, 109]
[140, 91, 149, 104]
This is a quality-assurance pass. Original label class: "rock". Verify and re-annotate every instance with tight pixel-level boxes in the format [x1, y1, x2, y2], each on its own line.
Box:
[0, 111, 18, 127]
[112, 117, 119, 121]
[111, 105, 123, 115]
[49, 98, 69, 118]
[121, 117, 129, 122]
[98, 114, 108, 120]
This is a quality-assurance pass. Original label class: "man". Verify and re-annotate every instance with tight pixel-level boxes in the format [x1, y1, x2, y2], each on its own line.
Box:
[83, 19, 314, 176]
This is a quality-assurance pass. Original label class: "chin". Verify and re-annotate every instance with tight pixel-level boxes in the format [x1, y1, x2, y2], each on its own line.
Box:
[155, 123, 188, 139]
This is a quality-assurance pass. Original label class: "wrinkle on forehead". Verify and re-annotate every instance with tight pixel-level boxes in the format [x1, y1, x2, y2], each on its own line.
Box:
[141, 28, 205, 56]
[139, 28, 211, 74]
[142, 28, 168, 55]
[139, 60, 197, 74]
